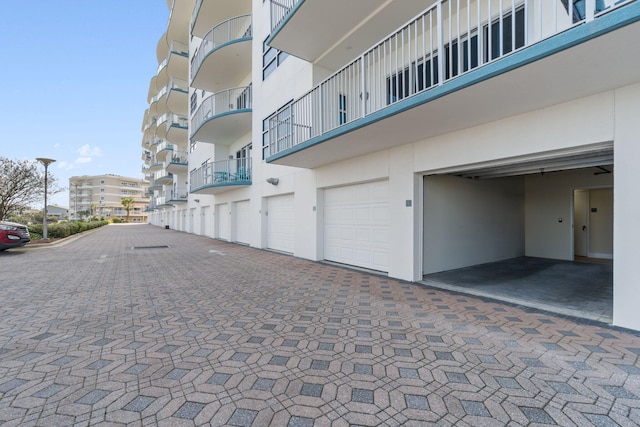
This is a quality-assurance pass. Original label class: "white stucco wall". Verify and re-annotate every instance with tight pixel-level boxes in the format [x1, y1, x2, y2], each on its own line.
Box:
[613, 82, 640, 330]
[423, 175, 525, 274]
[524, 169, 613, 260]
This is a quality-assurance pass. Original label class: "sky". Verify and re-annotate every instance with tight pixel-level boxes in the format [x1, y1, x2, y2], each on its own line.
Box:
[0, 2, 169, 206]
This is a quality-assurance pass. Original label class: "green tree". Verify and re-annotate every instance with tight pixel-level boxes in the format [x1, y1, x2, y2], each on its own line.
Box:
[0, 157, 59, 220]
[121, 197, 135, 222]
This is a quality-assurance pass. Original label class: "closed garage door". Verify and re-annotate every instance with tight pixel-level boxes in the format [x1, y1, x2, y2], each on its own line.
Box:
[324, 181, 390, 272]
[267, 194, 295, 253]
[234, 200, 251, 244]
[216, 203, 230, 241]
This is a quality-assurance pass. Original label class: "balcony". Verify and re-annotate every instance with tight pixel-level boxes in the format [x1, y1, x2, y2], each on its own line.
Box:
[157, 113, 188, 145]
[192, 0, 252, 38]
[266, 0, 640, 168]
[268, 0, 428, 71]
[191, 15, 253, 93]
[165, 187, 189, 204]
[167, 0, 195, 45]
[155, 167, 174, 185]
[150, 78, 188, 117]
[155, 41, 189, 90]
[166, 150, 188, 174]
[149, 159, 164, 171]
[156, 141, 175, 157]
[190, 158, 252, 194]
[191, 86, 252, 145]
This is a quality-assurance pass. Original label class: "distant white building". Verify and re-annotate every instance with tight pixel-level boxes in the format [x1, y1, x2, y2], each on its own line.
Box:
[46, 205, 69, 220]
[69, 174, 149, 222]
[142, 0, 640, 330]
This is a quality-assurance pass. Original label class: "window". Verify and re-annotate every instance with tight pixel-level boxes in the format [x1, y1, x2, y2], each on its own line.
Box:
[262, 101, 293, 159]
[190, 92, 197, 113]
[236, 84, 251, 109]
[385, 6, 523, 105]
[338, 94, 347, 125]
[484, 7, 525, 61]
[263, 37, 289, 79]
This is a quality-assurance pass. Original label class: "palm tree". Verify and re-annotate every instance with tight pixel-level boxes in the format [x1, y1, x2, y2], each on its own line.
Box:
[121, 198, 135, 222]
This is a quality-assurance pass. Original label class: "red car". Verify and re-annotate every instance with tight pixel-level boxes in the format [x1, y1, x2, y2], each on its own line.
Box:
[0, 221, 31, 251]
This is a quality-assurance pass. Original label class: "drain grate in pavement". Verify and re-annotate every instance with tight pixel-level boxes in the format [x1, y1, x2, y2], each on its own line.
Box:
[131, 245, 170, 250]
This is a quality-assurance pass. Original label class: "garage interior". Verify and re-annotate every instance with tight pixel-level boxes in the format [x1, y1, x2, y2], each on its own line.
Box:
[420, 144, 614, 323]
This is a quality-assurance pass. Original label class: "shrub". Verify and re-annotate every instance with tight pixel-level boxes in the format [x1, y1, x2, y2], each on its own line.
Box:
[27, 220, 109, 240]
[111, 218, 122, 223]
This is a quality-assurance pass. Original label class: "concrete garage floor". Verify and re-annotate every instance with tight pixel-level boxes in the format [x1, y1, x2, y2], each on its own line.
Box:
[421, 256, 613, 323]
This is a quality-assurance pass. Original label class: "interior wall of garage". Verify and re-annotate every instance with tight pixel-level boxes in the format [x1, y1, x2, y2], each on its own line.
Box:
[423, 175, 525, 275]
[524, 168, 613, 260]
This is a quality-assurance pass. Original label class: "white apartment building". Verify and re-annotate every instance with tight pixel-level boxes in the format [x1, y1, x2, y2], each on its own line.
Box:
[69, 174, 149, 222]
[142, 0, 640, 330]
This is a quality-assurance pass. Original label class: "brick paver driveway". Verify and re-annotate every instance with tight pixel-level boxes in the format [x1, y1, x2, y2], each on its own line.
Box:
[0, 224, 639, 426]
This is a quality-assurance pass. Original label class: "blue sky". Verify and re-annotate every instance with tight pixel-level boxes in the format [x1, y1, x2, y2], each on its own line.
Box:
[0, 2, 168, 206]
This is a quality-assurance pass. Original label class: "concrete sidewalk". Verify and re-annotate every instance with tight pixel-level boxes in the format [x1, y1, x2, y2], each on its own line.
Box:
[0, 224, 638, 426]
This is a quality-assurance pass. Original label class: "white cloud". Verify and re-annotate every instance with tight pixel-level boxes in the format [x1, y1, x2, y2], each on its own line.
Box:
[77, 144, 102, 157]
[57, 161, 74, 171]
[54, 143, 60, 148]
[75, 157, 92, 164]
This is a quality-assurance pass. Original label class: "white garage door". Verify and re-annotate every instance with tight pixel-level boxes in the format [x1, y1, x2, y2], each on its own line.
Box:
[234, 200, 251, 244]
[324, 181, 390, 272]
[267, 194, 295, 253]
[216, 203, 230, 241]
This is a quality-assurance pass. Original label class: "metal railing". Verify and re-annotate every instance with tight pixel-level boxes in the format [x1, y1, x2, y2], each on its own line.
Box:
[157, 41, 189, 74]
[192, 0, 203, 26]
[191, 14, 252, 81]
[191, 86, 252, 138]
[265, 0, 633, 158]
[170, 150, 188, 164]
[190, 157, 252, 191]
[270, 0, 301, 33]
[158, 112, 188, 129]
[165, 187, 189, 201]
[156, 141, 175, 154]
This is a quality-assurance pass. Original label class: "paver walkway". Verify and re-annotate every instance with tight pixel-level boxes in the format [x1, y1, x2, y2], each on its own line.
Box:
[0, 224, 639, 426]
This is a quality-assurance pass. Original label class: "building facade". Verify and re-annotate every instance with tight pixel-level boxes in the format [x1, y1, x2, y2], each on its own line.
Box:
[142, 0, 640, 330]
[69, 174, 149, 222]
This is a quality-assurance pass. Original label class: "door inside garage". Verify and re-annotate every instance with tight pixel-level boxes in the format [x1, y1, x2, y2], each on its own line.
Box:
[267, 194, 295, 253]
[324, 180, 390, 272]
[421, 143, 614, 321]
[233, 200, 251, 244]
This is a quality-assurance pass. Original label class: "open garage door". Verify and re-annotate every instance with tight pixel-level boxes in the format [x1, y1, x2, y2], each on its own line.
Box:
[324, 180, 390, 272]
[423, 142, 613, 275]
[422, 143, 614, 321]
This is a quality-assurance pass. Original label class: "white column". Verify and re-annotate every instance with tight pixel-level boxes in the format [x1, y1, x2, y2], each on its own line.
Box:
[613, 82, 640, 330]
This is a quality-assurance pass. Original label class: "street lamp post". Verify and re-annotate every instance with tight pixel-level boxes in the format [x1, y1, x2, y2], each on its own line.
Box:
[36, 158, 56, 239]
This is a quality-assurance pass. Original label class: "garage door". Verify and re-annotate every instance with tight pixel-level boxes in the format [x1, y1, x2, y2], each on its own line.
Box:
[267, 194, 295, 253]
[324, 181, 390, 272]
[216, 203, 230, 241]
[234, 200, 251, 244]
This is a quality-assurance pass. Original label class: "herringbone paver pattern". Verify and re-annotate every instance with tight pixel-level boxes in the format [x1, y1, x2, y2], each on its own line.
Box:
[0, 224, 639, 426]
